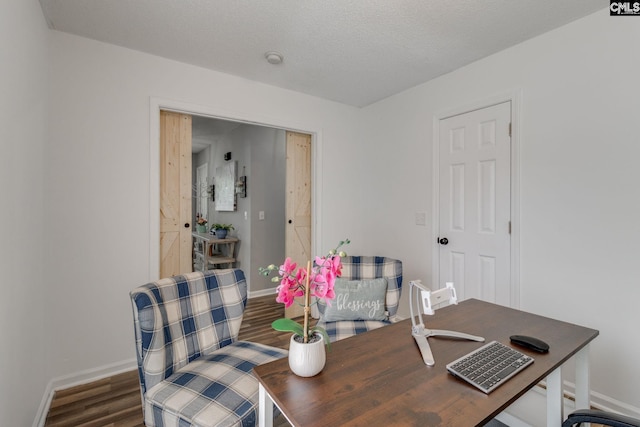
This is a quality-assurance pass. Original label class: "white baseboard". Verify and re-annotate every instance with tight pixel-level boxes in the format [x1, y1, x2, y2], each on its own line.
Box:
[562, 380, 640, 419]
[33, 381, 55, 427]
[33, 358, 137, 427]
[591, 390, 640, 419]
[505, 382, 640, 425]
[35, 290, 277, 425]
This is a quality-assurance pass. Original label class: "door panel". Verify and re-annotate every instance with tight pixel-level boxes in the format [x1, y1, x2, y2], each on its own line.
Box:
[285, 131, 312, 318]
[160, 111, 192, 278]
[439, 102, 511, 305]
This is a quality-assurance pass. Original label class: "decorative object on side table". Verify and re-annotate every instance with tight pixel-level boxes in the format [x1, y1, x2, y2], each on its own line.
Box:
[211, 223, 234, 239]
[259, 239, 350, 377]
[196, 215, 207, 233]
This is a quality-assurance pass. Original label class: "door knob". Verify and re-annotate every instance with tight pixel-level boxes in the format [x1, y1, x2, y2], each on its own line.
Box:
[438, 237, 448, 245]
[184, 223, 190, 228]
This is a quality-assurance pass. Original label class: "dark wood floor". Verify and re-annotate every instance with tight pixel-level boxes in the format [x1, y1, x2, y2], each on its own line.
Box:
[44, 294, 293, 427]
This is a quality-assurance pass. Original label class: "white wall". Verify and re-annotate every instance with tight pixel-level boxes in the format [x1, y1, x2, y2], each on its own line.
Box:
[249, 128, 286, 294]
[361, 9, 640, 413]
[0, 0, 49, 425]
[45, 30, 363, 391]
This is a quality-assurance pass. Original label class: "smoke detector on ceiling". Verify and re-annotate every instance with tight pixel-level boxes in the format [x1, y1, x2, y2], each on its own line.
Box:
[265, 51, 284, 65]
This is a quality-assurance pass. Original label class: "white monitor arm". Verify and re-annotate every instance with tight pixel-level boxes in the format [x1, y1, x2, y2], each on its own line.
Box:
[409, 280, 484, 366]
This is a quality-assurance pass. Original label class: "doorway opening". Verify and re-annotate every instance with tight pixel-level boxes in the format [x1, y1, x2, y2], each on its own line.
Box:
[190, 116, 291, 296]
[149, 98, 321, 298]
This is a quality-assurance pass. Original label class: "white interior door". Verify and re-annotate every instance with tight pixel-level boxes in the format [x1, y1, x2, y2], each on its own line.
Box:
[438, 101, 511, 305]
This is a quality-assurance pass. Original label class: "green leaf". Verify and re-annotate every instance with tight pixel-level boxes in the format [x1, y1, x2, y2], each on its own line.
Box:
[310, 326, 332, 351]
[271, 318, 304, 336]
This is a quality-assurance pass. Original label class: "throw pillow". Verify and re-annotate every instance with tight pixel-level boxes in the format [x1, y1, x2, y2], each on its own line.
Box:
[320, 277, 387, 321]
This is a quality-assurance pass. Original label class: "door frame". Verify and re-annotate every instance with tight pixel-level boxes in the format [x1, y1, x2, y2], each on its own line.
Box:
[431, 90, 522, 308]
[148, 97, 323, 281]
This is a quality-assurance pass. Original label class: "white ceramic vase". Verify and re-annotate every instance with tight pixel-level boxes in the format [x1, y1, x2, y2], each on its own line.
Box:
[288, 334, 326, 377]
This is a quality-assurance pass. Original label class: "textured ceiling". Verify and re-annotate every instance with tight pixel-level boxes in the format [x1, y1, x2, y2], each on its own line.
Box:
[39, 0, 604, 107]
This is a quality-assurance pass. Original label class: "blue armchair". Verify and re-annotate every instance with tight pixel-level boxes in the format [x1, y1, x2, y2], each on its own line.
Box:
[316, 256, 403, 342]
[130, 269, 287, 427]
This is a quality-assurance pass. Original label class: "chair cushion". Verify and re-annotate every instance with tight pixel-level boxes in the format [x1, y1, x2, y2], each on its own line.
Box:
[315, 318, 392, 342]
[319, 278, 388, 321]
[144, 340, 287, 427]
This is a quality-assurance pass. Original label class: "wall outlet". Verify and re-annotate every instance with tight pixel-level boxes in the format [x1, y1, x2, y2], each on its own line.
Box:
[259, 211, 265, 220]
[415, 212, 426, 226]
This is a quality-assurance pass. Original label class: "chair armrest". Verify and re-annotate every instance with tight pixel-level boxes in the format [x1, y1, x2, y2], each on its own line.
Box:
[563, 409, 640, 427]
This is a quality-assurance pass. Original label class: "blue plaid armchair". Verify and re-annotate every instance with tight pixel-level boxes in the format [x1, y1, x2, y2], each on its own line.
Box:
[316, 256, 403, 342]
[130, 269, 287, 427]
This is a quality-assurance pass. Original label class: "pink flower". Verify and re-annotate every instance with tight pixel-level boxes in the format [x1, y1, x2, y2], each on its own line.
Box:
[260, 239, 349, 342]
[310, 272, 329, 298]
[276, 277, 304, 307]
[316, 255, 341, 287]
[279, 257, 297, 278]
[295, 267, 307, 287]
[314, 255, 327, 270]
[275, 283, 295, 308]
[275, 258, 303, 307]
[309, 255, 342, 300]
[275, 255, 343, 303]
[331, 255, 343, 278]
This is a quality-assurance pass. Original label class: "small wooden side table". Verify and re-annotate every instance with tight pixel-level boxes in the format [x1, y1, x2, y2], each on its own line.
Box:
[192, 232, 239, 270]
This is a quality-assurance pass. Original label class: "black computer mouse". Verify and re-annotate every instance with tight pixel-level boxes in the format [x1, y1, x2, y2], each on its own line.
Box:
[510, 335, 550, 353]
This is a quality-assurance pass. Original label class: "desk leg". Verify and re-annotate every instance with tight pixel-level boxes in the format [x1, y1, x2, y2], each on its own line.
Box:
[546, 367, 563, 427]
[574, 344, 590, 411]
[259, 383, 273, 427]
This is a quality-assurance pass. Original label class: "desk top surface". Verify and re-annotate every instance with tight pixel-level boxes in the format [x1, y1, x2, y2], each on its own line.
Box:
[253, 298, 598, 427]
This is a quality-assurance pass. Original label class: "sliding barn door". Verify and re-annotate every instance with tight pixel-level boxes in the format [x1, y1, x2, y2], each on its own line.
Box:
[285, 131, 312, 318]
[159, 111, 193, 278]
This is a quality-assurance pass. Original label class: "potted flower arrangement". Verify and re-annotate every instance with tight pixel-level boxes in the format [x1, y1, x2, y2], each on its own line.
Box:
[260, 238, 349, 377]
[211, 223, 234, 239]
[196, 215, 208, 233]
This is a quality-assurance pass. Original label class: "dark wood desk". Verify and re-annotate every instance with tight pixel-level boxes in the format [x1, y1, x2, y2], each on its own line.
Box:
[254, 299, 598, 427]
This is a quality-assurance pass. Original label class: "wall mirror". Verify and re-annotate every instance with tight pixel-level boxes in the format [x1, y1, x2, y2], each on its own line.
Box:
[195, 163, 209, 218]
[215, 161, 236, 211]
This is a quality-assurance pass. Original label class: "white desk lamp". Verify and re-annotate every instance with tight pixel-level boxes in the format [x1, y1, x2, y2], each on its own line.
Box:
[409, 280, 484, 366]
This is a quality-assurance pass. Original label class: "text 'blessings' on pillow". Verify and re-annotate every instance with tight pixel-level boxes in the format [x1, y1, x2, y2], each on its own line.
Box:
[321, 278, 388, 322]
